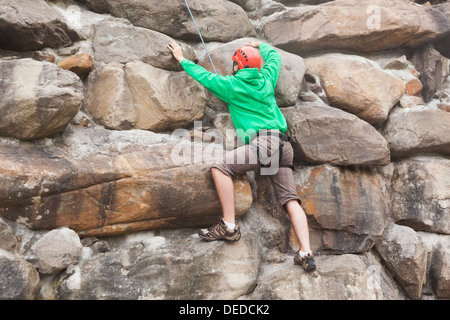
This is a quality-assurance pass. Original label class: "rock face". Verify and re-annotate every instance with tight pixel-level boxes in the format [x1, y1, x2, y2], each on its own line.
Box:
[247, 253, 401, 300]
[0, 0, 449, 301]
[53, 234, 260, 300]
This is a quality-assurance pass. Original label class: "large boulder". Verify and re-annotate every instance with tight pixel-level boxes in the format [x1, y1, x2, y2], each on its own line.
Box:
[0, 249, 40, 300]
[435, 2, 450, 59]
[0, 59, 84, 140]
[49, 233, 260, 299]
[263, 0, 450, 54]
[92, 19, 197, 71]
[391, 156, 450, 235]
[27, 227, 83, 275]
[85, 61, 207, 131]
[382, 107, 450, 159]
[246, 253, 401, 299]
[294, 164, 390, 254]
[283, 103, 391, 166]
[375, 223, 427, 300]
[0, 0, 80, 51]
[0, 128, 253, 237]
[75, 0, 255, 42]
[305, 53, 406, 124]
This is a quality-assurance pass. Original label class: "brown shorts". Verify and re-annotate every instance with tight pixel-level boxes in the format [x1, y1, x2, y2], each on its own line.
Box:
[211, 130, 302, 209]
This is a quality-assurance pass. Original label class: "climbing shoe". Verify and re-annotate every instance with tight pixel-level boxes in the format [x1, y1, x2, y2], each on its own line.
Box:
[294, 251, 316, 272]
[198, 219, 241, 242]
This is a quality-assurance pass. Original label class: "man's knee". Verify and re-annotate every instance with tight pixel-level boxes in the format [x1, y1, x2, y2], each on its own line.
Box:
[211, 166, 231, 179]
[282, 198, 302, 212]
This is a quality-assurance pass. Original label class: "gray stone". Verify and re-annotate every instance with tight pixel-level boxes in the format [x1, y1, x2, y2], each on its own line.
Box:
[28, 227, 83, 275]
[375, 223, 427, 300]
[383, 107, 450, 159]
[76, 0, 255, 42]
[0, 0, 80, 51]
[391, 156, 450, 235]
[263, 0, 450, 54]
[0, 59, 84, 140]
[92, 19, 197, 71]
[0, 249, 39, 300]
[283, 104, 390, 166]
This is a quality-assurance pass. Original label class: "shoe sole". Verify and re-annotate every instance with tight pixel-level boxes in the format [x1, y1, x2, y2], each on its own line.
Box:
[198, 232, 241, 242]
[294, 256, 316, 272]
[305, 264, 316, 272]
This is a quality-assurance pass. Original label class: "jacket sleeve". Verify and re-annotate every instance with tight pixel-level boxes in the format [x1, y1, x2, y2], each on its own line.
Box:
[258, 43, 282, 89]
[181, 60, 232, 103]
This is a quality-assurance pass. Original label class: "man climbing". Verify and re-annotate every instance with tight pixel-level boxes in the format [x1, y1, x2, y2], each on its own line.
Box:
[168, 40, 316, 272]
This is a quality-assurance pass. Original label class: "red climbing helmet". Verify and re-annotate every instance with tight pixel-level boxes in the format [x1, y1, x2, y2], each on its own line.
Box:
[232, 46, 262, 75]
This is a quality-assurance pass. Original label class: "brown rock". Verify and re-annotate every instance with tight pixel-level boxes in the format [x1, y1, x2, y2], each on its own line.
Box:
[85, 61, 207, 132]
[58, 53, 94, 77]
[294, 164, 389, 254]
[438, 103, 450, 112]
[0, 141, 252, 237]
[305, 53, 405, 124]
[406, 78, 423, 96]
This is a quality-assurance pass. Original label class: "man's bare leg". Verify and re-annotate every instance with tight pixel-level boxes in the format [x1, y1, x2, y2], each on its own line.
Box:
[285, 199, 312, 253]
[197, 168, 240, 242]
[285, 199, 316, 271]
[211, 167, 235, 224]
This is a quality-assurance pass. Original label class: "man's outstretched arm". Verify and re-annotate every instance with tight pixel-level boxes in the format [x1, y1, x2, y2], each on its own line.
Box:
[168, 40, 232, 103]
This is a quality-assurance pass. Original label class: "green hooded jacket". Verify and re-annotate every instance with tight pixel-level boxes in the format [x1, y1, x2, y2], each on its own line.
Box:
[180, 43, 287, 144]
